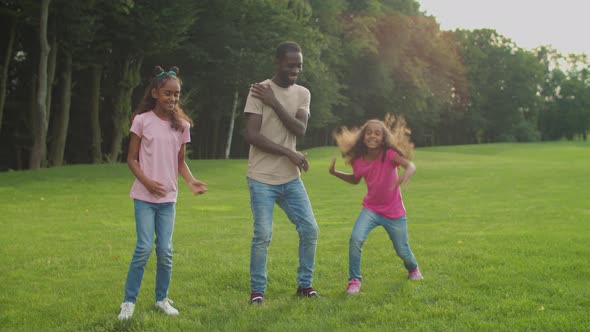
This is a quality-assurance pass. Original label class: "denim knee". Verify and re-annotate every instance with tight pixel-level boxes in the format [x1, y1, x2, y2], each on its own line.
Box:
[156, 246, 172, 260]
[349, 236, 364, 250]
[302, 223, 319, 240]
[252, 228, 273, 245]
[132, 245, 152, 264]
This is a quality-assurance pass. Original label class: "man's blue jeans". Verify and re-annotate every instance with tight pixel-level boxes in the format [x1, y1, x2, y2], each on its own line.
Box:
[123, 199, 175, 303]
[247, 177, 318, 294]
[349, 208, 418, 281]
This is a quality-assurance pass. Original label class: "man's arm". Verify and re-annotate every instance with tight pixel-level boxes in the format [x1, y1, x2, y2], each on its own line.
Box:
[249, 82, 308, 137]
[271, 102, 308, 137]
[245, 113, 308, 171]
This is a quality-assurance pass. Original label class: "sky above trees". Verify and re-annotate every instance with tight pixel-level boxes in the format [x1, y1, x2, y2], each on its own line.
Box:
[418, 0, 590, 55]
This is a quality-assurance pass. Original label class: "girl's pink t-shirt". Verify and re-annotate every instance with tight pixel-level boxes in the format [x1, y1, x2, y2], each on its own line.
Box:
[129, 111, 190, 203]
[352, 148, 406, 220]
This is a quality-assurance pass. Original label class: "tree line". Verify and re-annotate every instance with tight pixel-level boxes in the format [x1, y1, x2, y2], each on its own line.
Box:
[1, 0, 588, 170]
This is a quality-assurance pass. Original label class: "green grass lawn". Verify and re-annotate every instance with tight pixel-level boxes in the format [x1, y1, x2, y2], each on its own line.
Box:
[1, 142, 589, 331]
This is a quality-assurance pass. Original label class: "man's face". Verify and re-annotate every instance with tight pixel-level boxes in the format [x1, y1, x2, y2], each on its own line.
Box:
[276, 51, 303, 86]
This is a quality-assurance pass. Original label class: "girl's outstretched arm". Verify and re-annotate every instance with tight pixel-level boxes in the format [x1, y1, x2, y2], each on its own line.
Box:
[178, 143, 207, 195]
[393, 154, 416, 186]
[329, 158, 361, 184]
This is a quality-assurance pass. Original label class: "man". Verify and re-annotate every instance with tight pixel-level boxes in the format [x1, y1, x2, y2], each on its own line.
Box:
[244, 41, 319, 304]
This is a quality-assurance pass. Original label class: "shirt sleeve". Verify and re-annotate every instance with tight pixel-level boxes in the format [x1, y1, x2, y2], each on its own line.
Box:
[298, 87, 311, 116]
[181, 122, 191, 144]
[130, 114, 143, 138]
[388, 149, 399, 168]
[243, 91, 264, 115]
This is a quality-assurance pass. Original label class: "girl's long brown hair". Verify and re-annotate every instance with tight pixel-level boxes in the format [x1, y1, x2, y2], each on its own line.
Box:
[333, 114, 414, 165]
[135, 66, 193, 132]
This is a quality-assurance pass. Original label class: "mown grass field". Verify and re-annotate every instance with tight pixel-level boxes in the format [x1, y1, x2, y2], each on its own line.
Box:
[1, 142, 589, 331]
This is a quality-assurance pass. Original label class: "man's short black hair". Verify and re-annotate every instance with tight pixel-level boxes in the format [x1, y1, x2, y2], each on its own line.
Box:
[275, 41, 302, 60]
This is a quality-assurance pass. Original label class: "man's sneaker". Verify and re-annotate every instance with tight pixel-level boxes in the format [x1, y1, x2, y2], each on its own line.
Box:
[346, 278, 361, 294]
[296, 286, 319, 298]
[155, 298, 179, 315]
[118, 302, 135, 320]
[250, 293, 264, 305]
[408, 268, 424, 280]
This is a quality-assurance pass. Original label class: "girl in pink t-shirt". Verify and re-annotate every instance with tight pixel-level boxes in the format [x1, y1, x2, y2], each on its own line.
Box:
[118, 66, 207, 320]
[329, 117, 422, 295]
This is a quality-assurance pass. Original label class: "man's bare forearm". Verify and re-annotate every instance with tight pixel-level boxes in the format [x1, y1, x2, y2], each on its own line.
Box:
[247, 131, 293, 157]
[271, 100, 306, 137]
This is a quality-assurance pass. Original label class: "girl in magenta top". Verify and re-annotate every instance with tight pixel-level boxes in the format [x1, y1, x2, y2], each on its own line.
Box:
[329, 117, 423, 295]
[118, 66, 207, 320]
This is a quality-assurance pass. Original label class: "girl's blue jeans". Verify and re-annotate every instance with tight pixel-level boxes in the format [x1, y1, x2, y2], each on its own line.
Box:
[123, 199, 175, 303]
[247, 177, 319, 294]
[349, 208, 418, 281]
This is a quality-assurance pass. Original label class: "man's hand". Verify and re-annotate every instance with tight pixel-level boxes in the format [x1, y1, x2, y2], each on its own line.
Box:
[288, 151, 309, 172]
[250, 83, 277, 108]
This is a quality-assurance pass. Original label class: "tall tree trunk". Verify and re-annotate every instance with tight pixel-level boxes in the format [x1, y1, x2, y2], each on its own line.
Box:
[21, 73, 38, 169]
[45, 32, 58, 156]
[108, 55, 142, 162]
[48, 52, 72, 167]
[0, 14, 16, 135]
[224, 90, 240, 159]
[45, 29, 57, 123]
[90, 64, 103, 163]
[29, 0, 51, 169]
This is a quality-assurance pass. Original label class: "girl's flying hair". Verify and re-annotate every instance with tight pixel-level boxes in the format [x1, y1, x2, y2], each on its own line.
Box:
[333, 114, 414, 165]
[135, 66, 193, 132]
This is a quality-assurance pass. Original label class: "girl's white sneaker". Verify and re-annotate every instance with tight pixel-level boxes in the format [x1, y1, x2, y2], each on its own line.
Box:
[155, 298, 179, 315]
[118, 302, 135, 320]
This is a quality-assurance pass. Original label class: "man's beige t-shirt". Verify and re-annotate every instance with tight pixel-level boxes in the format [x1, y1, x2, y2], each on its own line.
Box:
[244, 79, 311, 185]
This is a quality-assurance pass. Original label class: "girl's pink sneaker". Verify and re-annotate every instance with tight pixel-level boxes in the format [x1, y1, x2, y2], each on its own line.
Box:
[408, 268, 423, 280]
[346, 278, 361, 294]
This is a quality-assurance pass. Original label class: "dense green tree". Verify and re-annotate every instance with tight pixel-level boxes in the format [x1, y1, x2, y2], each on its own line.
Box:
[538, 63, 567, 140]
[0, 2, 19, 136]
[454, 29, 544, 143]
[103, 0, 197, 162]
[536, 47, 590, 141]
[180, 0, 285, 159]
[337, 5, 467, 146]
[46, 0, 98, 166]
[178, 0, 340, 158]
[564, 54, 590, 140]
